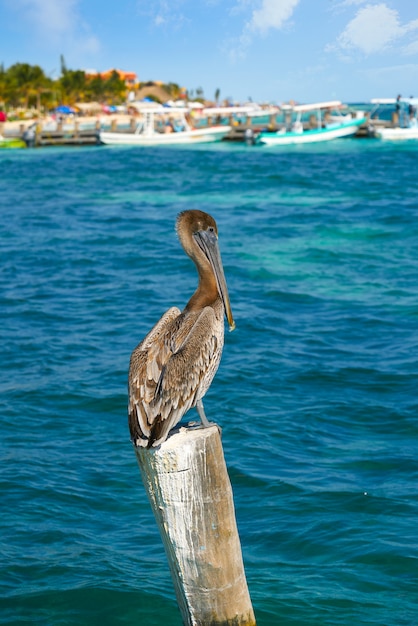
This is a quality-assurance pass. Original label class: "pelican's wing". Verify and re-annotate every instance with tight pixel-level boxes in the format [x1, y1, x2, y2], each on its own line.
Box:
[128, 306, 180, 444]
[146, 306, 219, 447]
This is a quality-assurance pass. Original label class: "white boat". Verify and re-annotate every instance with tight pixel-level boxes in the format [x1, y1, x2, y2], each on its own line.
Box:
[376, 124, 418, 140]
[100, 106, 231, 146]
[371, 98, 418, 140]
[258, 101, 365, 146]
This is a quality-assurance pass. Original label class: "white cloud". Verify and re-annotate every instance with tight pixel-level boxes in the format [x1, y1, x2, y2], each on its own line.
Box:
[226, 0, 300, 61]
[333, 3, 418, 56]
[366, 62, 418, 79]
[338, 0, 368, 6]
[337, 4, 402, 54]
[137, 0, 188, 29]
[402, 39, 418, 56]
[9, 0, 100, 57]
[403, 18, 418, 55]
[12, 0, 79, 38]
[248, 0, 300, 34]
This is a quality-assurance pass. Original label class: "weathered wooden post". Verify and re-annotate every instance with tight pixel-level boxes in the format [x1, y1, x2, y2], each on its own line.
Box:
[133, 424, 256, 626]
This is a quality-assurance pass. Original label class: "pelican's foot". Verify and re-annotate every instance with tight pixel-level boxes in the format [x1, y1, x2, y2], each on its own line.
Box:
[187, 419, 222, 438]
[187, 419, 216, 429]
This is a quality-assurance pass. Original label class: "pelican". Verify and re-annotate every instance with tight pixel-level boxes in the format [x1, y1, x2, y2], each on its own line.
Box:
[128, 209, 235, 448]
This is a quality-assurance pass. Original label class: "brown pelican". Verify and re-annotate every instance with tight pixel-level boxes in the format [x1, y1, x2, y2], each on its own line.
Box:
[128, 209, 235, 448]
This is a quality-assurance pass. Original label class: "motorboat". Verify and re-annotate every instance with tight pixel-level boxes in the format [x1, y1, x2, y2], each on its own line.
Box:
[258, 101, 365, 146]
[371, 97, 418, 140]
[99, 106, 231, 146]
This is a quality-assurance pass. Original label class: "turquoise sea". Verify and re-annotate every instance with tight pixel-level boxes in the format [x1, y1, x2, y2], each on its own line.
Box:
[1, 139, 418, 625]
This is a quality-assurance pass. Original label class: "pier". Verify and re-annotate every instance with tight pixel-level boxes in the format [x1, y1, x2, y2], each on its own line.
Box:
[0, 111, 401, 147]
[1, 120, 101, 147]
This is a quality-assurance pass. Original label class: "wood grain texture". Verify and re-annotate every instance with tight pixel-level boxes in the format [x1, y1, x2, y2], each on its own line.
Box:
[134, 425, 256, 626]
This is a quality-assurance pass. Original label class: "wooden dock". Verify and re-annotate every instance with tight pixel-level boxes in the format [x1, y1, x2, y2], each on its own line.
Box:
[1, 120, 101, 147]
[36, 127, 100, 146]
[1, 112, 399, 146]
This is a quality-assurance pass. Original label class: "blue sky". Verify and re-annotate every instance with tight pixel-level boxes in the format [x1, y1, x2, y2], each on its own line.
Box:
[1, 0, 418, 103]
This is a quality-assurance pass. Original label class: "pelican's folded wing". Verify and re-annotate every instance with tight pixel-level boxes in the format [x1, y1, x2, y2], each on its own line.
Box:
[146, 306, 219, 447]
[128, 306, 181, 444]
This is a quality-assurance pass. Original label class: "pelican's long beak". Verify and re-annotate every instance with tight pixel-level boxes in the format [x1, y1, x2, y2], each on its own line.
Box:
[194, 229, 236, 331]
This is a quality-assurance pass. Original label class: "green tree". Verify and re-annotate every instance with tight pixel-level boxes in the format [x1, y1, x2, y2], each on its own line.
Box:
[60, 54, 67, 76]
[59, 69, 87, 103]
[0, 64, 6, 105]
[87, 74, 105, 102]
[166, 82, 181, 100]
[104, 70, 126, 103]
[2, 63, 51, 109]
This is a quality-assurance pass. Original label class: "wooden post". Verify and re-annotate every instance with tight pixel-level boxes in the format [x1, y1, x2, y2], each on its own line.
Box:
[134, 424, 256, 626]
[35, 123, 42, 147]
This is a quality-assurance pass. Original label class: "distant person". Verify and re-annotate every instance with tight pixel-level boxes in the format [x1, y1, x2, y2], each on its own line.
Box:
[408, 96, 416, 128]
[395, 94, 402, 127]
[23, 123, 36, 148]
[0, 108, 6, 123]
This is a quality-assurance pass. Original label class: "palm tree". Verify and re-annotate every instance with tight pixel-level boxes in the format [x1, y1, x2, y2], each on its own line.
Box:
[166, 82, 181, 100]
[59, 70, 87, 104]
[3, 63, 51, 110]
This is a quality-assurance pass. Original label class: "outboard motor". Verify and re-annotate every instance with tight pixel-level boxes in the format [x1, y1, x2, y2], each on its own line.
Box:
[23, 123, 36, 148]
[244, 127, 255, 146]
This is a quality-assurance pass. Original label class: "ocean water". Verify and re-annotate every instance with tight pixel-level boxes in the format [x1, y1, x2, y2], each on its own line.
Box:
[1, 139, 418, 626]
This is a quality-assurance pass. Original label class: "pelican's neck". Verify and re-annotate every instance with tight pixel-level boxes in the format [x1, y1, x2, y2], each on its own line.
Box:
[185, 264, 219, 312]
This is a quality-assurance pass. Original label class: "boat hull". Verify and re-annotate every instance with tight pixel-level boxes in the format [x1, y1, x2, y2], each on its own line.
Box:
[375, 127, 418, 140]
[258, 119, 364, 146]
[0, 137, 26, 149]
[100, 125, 231, 145]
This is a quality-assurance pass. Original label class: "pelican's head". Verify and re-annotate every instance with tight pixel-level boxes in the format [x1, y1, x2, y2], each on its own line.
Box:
[177, 210, 235, 331]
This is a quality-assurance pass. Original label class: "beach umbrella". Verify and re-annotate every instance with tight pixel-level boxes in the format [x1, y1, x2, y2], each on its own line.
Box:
[54, 105, 75, 115]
